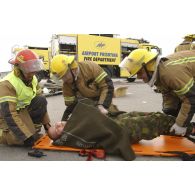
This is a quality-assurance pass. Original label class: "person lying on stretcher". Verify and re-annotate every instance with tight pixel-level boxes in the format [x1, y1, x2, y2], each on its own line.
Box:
[47, 110, 194, 144]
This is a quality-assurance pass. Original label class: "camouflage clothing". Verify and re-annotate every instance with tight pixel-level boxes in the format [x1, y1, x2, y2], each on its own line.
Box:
[112, 111, 175, 143]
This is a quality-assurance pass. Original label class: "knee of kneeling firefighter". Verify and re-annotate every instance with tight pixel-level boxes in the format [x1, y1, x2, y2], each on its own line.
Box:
[0, 130, 23, 145]
[33, 96, 47, 108]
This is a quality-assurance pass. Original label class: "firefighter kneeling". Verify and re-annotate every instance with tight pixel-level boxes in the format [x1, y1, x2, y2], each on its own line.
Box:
[0, 49, 51, 146]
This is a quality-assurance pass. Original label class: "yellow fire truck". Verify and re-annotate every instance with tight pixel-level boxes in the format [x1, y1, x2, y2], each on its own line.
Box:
[51, 34, 150, 78]
[12, 34, 160, 81]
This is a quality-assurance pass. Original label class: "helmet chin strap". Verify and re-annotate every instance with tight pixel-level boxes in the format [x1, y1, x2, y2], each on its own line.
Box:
[14, 65, 31, 83]
[142, 63, 152, 81]
[142, 56, 156, 81]
[68, 64, 79, 97]
[148, 56, 161, 87]
[141, 55, 160, 84]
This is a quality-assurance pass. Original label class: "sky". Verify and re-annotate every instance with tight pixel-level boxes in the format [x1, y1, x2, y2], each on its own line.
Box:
[0, 0, 194, 72]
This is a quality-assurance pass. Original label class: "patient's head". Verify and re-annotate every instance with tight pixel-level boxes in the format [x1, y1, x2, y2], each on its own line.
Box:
[47, 121, 66, 140]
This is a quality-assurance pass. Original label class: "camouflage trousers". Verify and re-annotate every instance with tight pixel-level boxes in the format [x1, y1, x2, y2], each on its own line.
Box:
[112, 112, 176, 143]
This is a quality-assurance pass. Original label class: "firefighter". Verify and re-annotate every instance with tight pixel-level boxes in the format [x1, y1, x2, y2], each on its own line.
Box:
[175, 34, 195, 52]
[119, 48, 195, 139]
[0, 49, 51, 146]
[50, 54, 115, 120]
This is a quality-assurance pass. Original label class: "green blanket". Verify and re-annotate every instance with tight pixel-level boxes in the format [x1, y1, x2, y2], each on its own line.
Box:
[54, 102, 135, 161]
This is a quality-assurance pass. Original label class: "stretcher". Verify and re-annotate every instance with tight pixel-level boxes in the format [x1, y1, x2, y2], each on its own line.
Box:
[33, 135, 195, 157]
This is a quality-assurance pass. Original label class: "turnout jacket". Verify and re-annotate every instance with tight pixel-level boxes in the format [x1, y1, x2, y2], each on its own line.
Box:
[62, 61, 114, 119]
[0, 69, 50, 144]
[155, 50, 195, 127]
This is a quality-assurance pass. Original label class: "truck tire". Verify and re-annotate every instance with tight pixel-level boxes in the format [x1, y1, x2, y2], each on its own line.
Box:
[127, 77, 136, 82]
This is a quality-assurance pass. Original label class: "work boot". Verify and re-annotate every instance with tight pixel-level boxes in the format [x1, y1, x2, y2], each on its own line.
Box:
[24, 133, 43, 147]
[24, 136, 35, 147]
[33, 133, 43, 142]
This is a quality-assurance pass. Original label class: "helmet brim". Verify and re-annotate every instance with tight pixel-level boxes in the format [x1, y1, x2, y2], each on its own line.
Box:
[119, 57, 142, 76]
[8, 58, 16, 65]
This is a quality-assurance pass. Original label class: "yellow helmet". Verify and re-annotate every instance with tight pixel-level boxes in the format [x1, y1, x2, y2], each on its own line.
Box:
[50, 54, 77, 79]
[119, 49, 158, 76]
[184, 34, 195, 41]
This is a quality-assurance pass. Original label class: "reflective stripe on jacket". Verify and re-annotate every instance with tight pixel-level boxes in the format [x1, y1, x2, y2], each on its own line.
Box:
[0, 71, 37, 110]
[0, 71, 38, 142]
[156, 50, 195, 126]
[63, 61, 114, 108]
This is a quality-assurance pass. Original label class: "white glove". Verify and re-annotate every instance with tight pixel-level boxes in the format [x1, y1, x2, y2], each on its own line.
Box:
[98, 105, 108, 115]
[170, 123, 187, 136]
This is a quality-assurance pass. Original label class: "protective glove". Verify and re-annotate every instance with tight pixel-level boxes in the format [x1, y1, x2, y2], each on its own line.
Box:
[170, 123, 187, 136]
[44, 123, 51, 132]
[98, 105, 108, 115]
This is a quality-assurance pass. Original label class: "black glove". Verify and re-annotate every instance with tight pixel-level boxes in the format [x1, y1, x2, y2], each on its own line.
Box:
[24, 136, 35, 147]
[62, 101, 78, 121]
[162, 108, 179, 117]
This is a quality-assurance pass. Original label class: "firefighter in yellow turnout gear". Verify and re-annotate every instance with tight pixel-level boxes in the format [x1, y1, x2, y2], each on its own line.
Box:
[50, 54, 115, 121]
[119, 48, 195, 138]
[0, 49, 51, 146]
[175, 34, 195, 52]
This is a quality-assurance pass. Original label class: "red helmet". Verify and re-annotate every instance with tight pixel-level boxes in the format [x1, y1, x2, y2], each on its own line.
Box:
[9, 49, 43, 73]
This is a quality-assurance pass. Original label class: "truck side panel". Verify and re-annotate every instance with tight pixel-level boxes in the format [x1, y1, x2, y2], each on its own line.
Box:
[77, 34, 121, 65]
